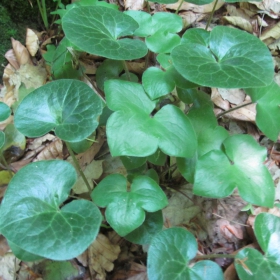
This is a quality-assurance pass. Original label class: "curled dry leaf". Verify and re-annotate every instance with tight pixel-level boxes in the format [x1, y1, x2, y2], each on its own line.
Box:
[4, 50, 19, 70]
[211, 88, 230, 110]
[166, 0, 224, 14]
[218, 220, 244, 241]
[181, 12, 206, 28]
[88, 234, 121, 280]
[26, 28, 39, 56]
[11, 38, 32, 66]
[260, 22, 280, 44]
[218, 88, 246, 105]
[124, 0, 145, 10]
[33, 138, 63, 161]
[28, 134, 56, 151]
[223, 103, 256, 122]
[222, 16, 253, 33]
[250, 0, 280, 18]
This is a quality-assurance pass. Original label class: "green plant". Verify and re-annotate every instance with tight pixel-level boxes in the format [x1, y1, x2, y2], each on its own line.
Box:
[0, 1, 279, 279]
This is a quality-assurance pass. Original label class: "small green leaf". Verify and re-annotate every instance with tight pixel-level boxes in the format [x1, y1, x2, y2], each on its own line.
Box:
[246, 81, 280, 141]
[235, 213, 280, 279]
[147, 149, 167, 166]
[172, 26, 274, 88]
[194, 135, 275, 207]
[124, 211, 163, 245]
[91, 174, 168, 236]
[68, 132, 95, 154]
[0, 102, 10, 121]
[14, 79, 102, 142]
[105, 80, 197, 157]
[0, 160, 102, 260]
[147, 228, 224, 280]
[120, 156, 147, 170]
[63, 6, 148, 60]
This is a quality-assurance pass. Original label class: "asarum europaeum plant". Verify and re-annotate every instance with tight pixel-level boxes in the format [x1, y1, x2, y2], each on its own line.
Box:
[0, 1, 279, 279]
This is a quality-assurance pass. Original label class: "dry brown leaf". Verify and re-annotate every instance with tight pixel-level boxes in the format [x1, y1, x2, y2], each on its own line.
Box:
[223, 103, 256, 122]
[250, 0, 280, 18]
[124, 0, 145, 10]
[0, 236, 10, 256]
[260, 21, 280, 44]
[127, 61, 145, 75]
[26, 29, 39, 56]
[88, 234, 121, 280]
[219, 220, 244, 240]
[211, 88, 230, 110]
[218, 88, 246, 105]
[222, 16, 253, 33]
[33, 138, 63, 161]
[11, 38, 32, 66]
[181, 12, 206, 28]
[4, 50, 19, 70]
[166, 0, 224, 14]
[76, 250, 88, 267]
[28, 134, 56, 151]
[112, 262, 147, 280]
[224, 262, 239, 280]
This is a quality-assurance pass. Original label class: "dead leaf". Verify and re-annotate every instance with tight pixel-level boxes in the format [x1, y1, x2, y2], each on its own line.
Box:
[0, 236, 10, 256]
[28, 134, 56, 151]
[88, 234, 121, 280]
[26, 29, 39, 56]
[181, 12, 206, 28]
[112, 262, 147, 280]
[250, 0, 280, 18]
[219, 220, 244, 240]
[33, 138, 63, 161]
[166, 0, 225, 14]
[124, 0, 145, 10]
[223, 102, 256, 122]
[222, 16, 253, 33]
[211, 88, 230, 110]
[260, 22, 280, 44]
[0, 253, 20, 280]
[11, 38, 33, 66]
[218, 88, 246, 105]
[4, 50, 20, 70]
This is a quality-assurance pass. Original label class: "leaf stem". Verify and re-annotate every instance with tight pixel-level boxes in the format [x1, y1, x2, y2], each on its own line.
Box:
[205, 0, 219, 31]
[65, 141, 92, 194]
[195, 254, 236, 260]
[122, 61, 131, 81]
[175, 0, 184, 14]
[0, 153, 13, 178]
[216, 102, 254, 118]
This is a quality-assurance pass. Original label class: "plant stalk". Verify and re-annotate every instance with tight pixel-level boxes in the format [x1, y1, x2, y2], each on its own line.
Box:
[205, 0, 219, 31]
[122, 60, 131, 81]
[216, 102, 254, 118]
[65, 141, 92, 194]
[36, 0, 49, 29]
[145, 0, 151, 13]
[175, 0, 184, 14]
[195, 254, 236, 260]
[0, 153, 13, 178]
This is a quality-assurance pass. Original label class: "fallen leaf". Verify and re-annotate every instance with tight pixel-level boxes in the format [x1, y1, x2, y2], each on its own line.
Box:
[223, 103, 256, 122]
[124, 0, 145, 10]
[4, 49, 20, 70]
[0, 236, 9, 257]
[260, 22, 280, 44]
[112, 262, 147, 280]
[218, 88, 246, 105]
[211, 88, 230, 110]
[33, 138, 63, 161]
[88, 234, 121, 280]
[222, 16, 253, 33]
[250, 0, 280, 18]
[0, 253, 20, 280]
[181, 11, 206, 28]
[28, 134, 56, 151]
[26, 29, 39, 56]
[11, 38, 32, 66]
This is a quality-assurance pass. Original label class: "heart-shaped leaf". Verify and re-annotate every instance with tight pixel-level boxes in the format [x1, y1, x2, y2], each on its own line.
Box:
[246, 81, 280, 141]
[235, 213, 280, 279]
[193, 134, 275, 207]
[124, 210, 163, 245]
[91, 174, 168, 236]
[105, 79, 197, 157]
[0, 160, 102, 260]
[62, 6, 147, 60]
[14, 79, 102, 142]
[0, 102, 10, 121]
[171, 26, 274, 88]
[147, 228, 224, 280]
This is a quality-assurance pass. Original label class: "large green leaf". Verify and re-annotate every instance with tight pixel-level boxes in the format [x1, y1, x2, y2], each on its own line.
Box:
[246, 81, 280, 141]
[147, 228, 224, 280]
[105, 80, 197, 157]
[171, 26, 274, 88]
[91, 174, 168, 236]
[235, 213, 280, 279]
[14, 79, 102, 142]
[0, 160, 102, 260]
[0, 102, 10, 121]
[194, 135, 275, 207]
[62, 6, 147, 60]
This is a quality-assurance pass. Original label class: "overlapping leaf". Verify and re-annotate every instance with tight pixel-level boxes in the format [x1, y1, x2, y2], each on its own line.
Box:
[171, 26, 274, 88]
[104, 79, 197, 157]
[0, 160, 102, 260]
[62, 6, 147, 60]
[0, 102, 10, 121]
[147, 228, 224, 280]
[246, 81, 280, 141]
[14, 79, 102, 142]
[194, 135, 275, 207]
[91, 174, 168, 236]
[235, 213, 280, 279]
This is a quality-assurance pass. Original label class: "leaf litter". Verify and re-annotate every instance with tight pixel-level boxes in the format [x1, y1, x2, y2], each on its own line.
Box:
[0, 0, 280, 279]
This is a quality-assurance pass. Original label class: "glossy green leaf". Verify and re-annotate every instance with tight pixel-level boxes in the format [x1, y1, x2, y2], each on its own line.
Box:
[8, 241, 43, 261]
[147, 228, 224, 280]
[147, 149, 167, 166]
[172, 26, 274, 88]
[235, 213, 280, 279]
[194, 135, 275, 207]
[0, 102, 10, 121]
[105, 80, 197, 157]
[156, 53, 173, 69]
[68, 132, 95, 154]
[91, 174, 168, 236]
[120, 156, 147, 170]
[0, 160, 102, 260]
[145, 169, 160, 184]
[124, 211, 163, 245]
[0, 131, 4, 149]
[62, 6, 148, 60]
[14, 79, 102, 142]
[246, 81, 280, 141]
[181, 28, 210, 46]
